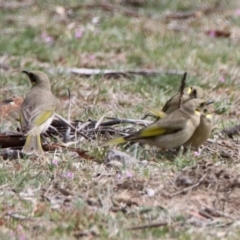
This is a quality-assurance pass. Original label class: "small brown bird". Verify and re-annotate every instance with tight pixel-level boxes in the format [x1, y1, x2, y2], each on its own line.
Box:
[20, 70, 58, 157]
[101, 99, 207, 150]
[162, 86, 204, 114]
[183, 107, 213, 150]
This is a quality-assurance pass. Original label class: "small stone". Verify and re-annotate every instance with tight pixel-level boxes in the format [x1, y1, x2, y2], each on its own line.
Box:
[140, 160, 148, 166]
[105, 150, 138, 167]
[216, 231, 226, 238]
[106, 160, 123, 168]
[146, 188, 155, 197]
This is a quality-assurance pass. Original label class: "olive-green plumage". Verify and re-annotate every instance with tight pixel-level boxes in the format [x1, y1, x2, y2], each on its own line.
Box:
[183, 107, 213, 150]
[145, 107, 166, 119]
[20, 70, 58, 157]
[101, 99, 207, 150]
[162, 86, 204, 114]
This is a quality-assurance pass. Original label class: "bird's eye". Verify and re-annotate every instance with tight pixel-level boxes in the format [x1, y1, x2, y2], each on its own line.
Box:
[192, 89, 197, 97]
[29, 73, 37, 83]
[203, 108, 208, 113]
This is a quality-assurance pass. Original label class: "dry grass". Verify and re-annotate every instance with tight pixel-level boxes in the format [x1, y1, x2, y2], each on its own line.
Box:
[1, 0, 240, 239]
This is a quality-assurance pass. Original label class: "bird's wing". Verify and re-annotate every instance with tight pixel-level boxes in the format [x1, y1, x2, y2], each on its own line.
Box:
[125, 116, 188, 141]
[162, 94, 178, 112]
[162, 94, 191, 113]
[20, 103, 55, 134]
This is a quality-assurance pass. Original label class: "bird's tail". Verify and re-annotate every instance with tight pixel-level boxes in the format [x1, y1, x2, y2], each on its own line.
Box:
[100, 137, 126, 146]
[22, 134, 44, 157]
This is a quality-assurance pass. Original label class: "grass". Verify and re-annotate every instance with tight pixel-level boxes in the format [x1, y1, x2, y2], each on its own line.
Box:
[1, 0, 240, 239]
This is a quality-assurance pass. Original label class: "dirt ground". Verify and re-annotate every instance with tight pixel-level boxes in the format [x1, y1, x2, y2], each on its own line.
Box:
[2, 0, 240, 239]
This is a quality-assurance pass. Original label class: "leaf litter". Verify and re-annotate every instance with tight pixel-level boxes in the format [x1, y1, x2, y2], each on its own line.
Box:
[1, 72, 240, 238]
[1, 0, 240, 239]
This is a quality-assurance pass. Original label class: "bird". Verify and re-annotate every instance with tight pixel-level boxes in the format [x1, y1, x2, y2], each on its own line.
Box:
[145, 100, 214, 151]
[20, 70, 58, 157]
[162, 86, 204, 114]
[183, 106, 213, 150]
[100, 98, 207, 150]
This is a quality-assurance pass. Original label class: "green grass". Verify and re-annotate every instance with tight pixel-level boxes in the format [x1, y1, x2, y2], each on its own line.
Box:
[1, 0, 240, 239]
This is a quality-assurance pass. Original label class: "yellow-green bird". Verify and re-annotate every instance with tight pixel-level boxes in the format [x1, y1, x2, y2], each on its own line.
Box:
[162, 86, 204, 114]
[145, 102, 213, 150]
[101, 98, 207, 150]
[20, 70, 58, 157]
[183, 107, 213, 150]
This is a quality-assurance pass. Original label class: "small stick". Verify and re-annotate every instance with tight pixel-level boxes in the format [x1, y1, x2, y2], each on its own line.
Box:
[51, 67, 184, 79]
[104, 117, 152, 126]
[54, 113, 91, 140]
[178, 72, 187, 108]
[170, 174, 206, 197]
[95, 114, 106, 129]
[63, 88, 72, 142]
[127, 221, 168, 230]
[43, 143, 95, 160]
[69, 3, 139, 18]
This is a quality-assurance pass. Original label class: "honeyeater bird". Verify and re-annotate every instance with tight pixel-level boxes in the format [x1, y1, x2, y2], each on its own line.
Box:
[100, 98, 207, 150]
[145, 101, 213, 150]
[162, 86, 204, 114]
[20, 70, 58, 157]
[183, 106, 213, 150]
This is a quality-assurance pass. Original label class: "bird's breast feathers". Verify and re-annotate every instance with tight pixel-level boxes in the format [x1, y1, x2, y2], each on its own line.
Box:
[194, 110, 201, 116]
[206, 114, 212, 119]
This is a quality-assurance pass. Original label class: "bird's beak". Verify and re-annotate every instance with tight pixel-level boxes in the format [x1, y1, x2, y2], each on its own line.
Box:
[206, 100, 214, 105]
[22, 70, 29, 75]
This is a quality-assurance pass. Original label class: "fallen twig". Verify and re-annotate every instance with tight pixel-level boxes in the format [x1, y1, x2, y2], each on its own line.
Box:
[63, 88, 72, 142]
[7, 212, 30, 220]
[69, 3, 139, 17]
[53, 67, 184, 79]
[43, 143, 95, 160]
[164, 5, 223, 20]
[198, 209, 214, 220]
[54, 113, 91, 140]
[165, 10, 202, 20]
[171, 174, 207, 197]
[105, 117, 152, 126]
[127, 221, 168, 230]
[95, 114, 106, 129]
[0, 133, 25, 148]
[202, 207, 233, 219]
[0, 0, 34, 10]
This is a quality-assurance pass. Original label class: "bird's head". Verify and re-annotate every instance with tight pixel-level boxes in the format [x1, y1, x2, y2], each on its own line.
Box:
[187, 86, 204, 99]
[22, 70, 51, 90]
